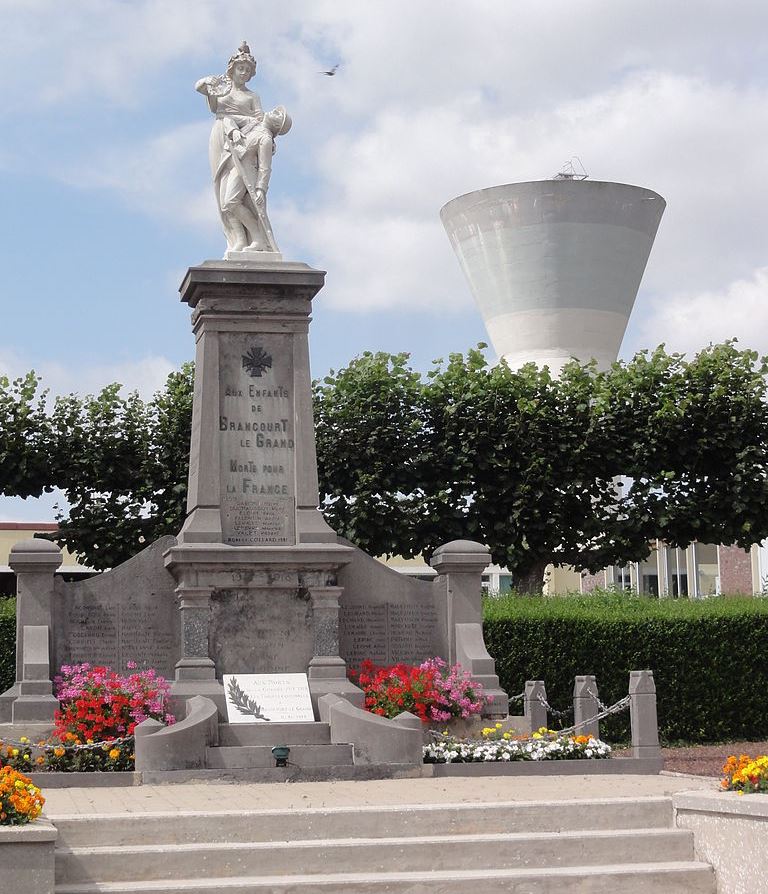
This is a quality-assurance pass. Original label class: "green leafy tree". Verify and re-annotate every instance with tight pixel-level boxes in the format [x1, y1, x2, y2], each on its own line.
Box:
[50, 365, 194, 570]
[0, 372, 54, 498]
[315, 343, 768, 591]
[1, 343, 767, 588]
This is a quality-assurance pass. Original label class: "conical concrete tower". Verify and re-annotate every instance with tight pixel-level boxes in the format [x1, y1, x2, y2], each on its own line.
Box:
[440, 179, 666, 372]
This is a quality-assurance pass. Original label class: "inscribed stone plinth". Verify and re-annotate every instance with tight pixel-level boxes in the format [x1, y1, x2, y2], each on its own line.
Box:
[337, 545, 445, 669]
[209, 586, 314, 675]
[52, 537, 178, 678]
[219, 331, 296, 546]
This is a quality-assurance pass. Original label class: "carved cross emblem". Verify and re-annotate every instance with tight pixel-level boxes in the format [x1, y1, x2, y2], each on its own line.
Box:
[242, 345, 273, 377]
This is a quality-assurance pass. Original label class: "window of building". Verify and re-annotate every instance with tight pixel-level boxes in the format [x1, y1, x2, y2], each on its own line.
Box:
[695, 543, 719, 596]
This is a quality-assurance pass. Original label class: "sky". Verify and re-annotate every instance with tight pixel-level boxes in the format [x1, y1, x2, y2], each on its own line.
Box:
[1, 0, 767, 521]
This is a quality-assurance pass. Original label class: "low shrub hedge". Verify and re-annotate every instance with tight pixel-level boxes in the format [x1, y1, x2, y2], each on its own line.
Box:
[0, 598, 15, 694]
[483, 593, 768, 744]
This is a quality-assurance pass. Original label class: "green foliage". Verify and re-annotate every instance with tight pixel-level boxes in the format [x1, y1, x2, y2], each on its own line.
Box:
[483, 594, 768, 743]
[51, 364, 194, 570]
[1, 341, 767, 583]
[0, 599, 15, 694]
[316, 342, 768, 589]
[0, 372, 53, 498]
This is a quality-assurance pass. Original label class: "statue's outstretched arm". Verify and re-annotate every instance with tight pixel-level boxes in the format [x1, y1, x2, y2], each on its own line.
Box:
[195, 76, 218, 112]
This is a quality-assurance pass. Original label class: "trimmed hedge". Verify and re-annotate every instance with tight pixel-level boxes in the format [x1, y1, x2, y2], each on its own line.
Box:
[0, 598, 15, 694]
[483, 594, 768, 744]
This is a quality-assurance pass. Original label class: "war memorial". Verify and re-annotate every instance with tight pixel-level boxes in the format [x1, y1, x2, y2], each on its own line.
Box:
[0, 40, 760, 894]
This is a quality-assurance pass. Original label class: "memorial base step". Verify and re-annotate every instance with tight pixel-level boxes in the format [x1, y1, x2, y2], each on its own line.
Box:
[205, 743, 354, 770]
[217, 721, 331, 746]
[53, 863, 717, 893]
[52, 797, 715, 894]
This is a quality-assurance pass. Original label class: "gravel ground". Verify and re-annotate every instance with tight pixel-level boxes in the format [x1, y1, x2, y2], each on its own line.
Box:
[662, 740, 768, 778]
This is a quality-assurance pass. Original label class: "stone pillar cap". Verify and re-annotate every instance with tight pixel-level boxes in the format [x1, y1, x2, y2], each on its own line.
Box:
[430, 539, 490, 570]
[9, 539, 63, 571]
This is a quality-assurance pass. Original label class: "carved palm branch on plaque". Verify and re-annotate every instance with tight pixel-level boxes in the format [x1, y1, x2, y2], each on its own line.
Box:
[227, 677, 269, 720]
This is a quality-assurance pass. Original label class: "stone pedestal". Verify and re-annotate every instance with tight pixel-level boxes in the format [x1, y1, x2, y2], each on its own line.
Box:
[178, 260, 338, 548]
[167, 261, 359, 713]
[430, 541, 508, 716]
[0, 540, 61, 724]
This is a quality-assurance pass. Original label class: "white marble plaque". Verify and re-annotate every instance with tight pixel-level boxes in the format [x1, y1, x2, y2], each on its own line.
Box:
[223, 673, 314, 723]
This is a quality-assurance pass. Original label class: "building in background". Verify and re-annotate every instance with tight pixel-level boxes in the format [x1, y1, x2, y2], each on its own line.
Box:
[554, 541, 766, 598]
[380, 542, 765, 597]
[0, 523, 94, 595]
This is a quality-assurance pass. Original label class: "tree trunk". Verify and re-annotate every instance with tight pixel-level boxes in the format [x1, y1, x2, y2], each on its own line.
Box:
[514, 559, 550, 595]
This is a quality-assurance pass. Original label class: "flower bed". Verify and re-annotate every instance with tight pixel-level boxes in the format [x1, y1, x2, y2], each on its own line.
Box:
[424, 725, 612, 763]
[349, 658, 485, 723]
[721, 753, 768, 794]
[0, 766, 44, 825]
[0, 662, 174, 773]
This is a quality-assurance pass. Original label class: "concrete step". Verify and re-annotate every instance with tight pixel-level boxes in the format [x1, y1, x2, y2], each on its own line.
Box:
[55, 828, 696, 884]
[52, 797, 675, 848]
[217, 722, 331, 747]
[205, 743, 354, 770]
[53, 861, 717, 893]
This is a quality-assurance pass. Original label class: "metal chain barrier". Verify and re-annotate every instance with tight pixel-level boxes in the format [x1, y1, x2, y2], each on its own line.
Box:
[0, 735, 135, 752]
[585, 687, 611, 713]
[556, 695, 631, 736]
[536, 693, 573, 719]
[508, 691, 526, 704]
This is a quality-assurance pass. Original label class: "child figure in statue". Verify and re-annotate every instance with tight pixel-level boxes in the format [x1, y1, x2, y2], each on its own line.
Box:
[195, 41, 291, 256]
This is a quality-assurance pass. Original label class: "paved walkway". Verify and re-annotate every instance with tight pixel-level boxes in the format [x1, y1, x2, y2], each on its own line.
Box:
[42, 773, 716, 818]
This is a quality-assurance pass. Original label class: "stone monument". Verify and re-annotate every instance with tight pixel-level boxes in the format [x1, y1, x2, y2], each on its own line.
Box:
[0, 44, 509, 769]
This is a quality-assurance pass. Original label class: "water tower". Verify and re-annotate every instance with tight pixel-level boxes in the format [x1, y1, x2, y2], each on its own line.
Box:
[440, 176, 666, 372]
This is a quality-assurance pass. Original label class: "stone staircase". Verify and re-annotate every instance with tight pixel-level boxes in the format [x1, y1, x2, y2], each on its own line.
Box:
[52, 796, 716, 893]
[206, 721, 354, 770]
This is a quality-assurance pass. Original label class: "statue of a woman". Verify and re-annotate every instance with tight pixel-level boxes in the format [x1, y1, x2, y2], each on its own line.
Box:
[196, 42, 291, 257]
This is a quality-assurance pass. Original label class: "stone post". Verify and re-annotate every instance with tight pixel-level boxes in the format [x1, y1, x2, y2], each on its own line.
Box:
[525, 680, 548, 732]
[170, 585, 223, 714]
[430, 540, 508, 716]
[0, 540, 62, 723]
[573, 674, 600, 739]
[629, 669, 661, 760]
[307, 586, 363, 713]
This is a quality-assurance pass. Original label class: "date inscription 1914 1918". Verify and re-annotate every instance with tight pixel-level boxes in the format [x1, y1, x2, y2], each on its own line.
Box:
[219, 334, 296, 545]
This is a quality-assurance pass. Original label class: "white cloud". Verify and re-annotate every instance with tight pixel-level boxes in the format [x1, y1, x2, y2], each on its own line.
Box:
[628, 267, 768, 358]
[59, 121, 217, 231]
[2, 1, 767, 340]
[0, 349, 175, 400]
[279, 71, 768, 316]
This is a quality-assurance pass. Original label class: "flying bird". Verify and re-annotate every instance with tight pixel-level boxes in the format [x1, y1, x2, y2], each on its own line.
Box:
[319, 64, 340, 76]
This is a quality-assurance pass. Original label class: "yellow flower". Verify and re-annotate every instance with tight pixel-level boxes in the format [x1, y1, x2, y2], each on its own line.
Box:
[502, 732, 511, 740]
[532, 732, 542, 739]
[19, 737, 28, 744]
[495, 722, 502, 728]
[11, 748, 18, 757]
[53, 747, 65, 758]
[108, 748, 120, 760]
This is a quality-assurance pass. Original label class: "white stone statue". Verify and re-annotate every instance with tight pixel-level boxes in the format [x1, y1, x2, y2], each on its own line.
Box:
[196, 42, 292, 259]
